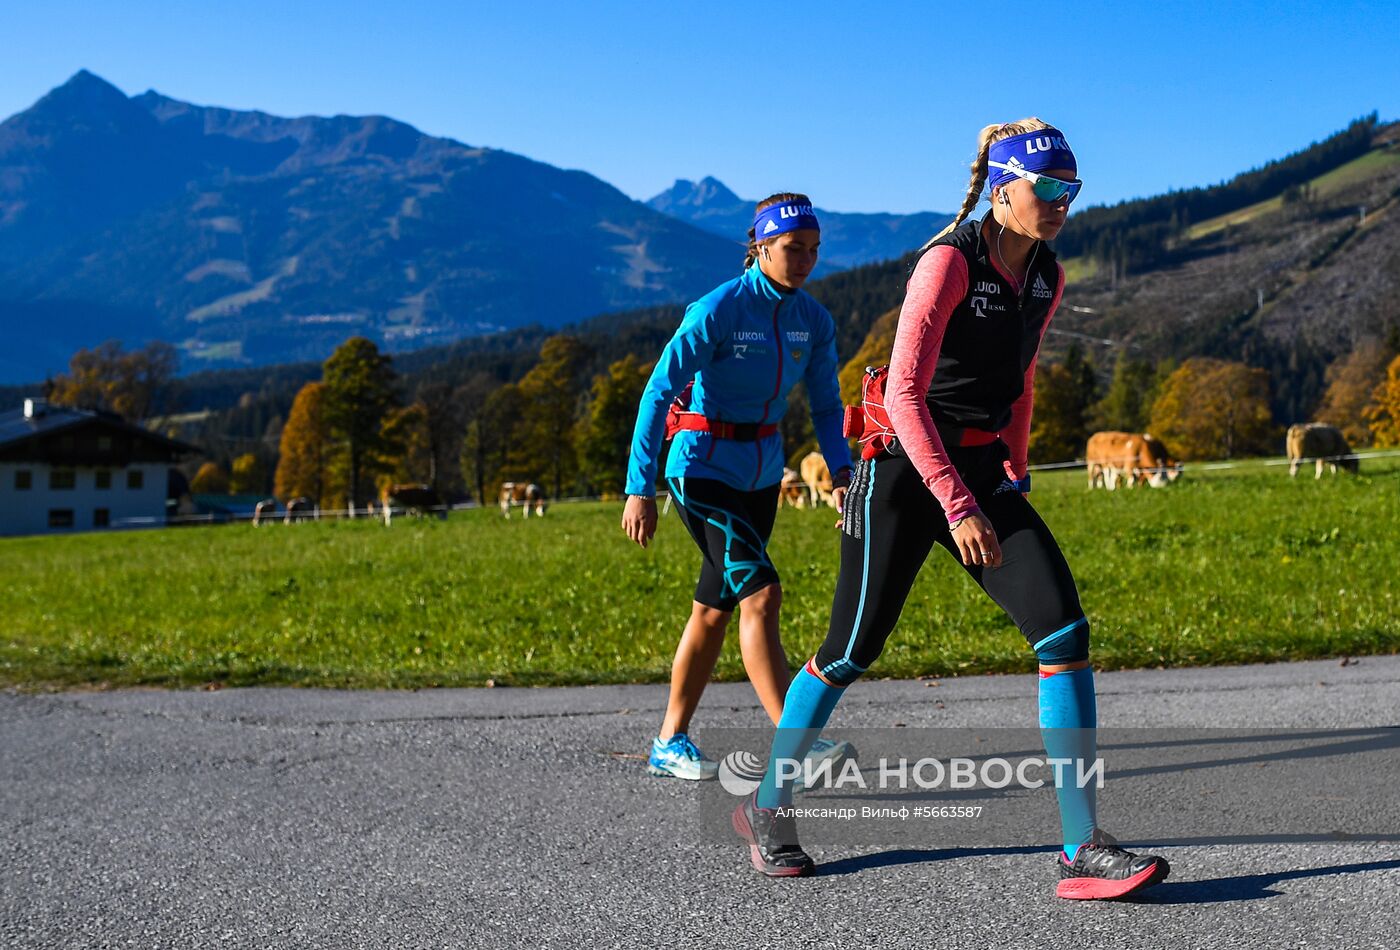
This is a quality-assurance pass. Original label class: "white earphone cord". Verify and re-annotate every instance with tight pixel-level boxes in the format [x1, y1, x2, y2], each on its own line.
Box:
[996, 190, 1038, 289]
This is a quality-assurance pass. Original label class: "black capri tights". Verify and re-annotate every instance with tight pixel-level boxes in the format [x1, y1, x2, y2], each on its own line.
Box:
[667, 475, 781, 612]
[814, 444, 1085, 685]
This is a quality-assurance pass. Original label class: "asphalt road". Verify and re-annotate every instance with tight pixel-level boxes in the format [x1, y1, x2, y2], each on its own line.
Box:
[3, 656, 1398, 949]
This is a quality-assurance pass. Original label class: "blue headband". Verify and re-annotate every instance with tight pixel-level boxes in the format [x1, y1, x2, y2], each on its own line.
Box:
[752, 202, 820, 239]
[986, 129, 1077, 188]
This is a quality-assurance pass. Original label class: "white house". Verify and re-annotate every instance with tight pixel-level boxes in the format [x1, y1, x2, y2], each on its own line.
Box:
[0, 398, 197, 537]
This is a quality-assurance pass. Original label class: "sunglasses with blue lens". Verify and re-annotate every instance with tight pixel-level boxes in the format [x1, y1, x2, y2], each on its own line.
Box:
[988, 161, 1082, 206]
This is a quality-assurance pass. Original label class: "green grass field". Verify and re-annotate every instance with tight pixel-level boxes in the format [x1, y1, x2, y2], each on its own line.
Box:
[3, 458, 1397, 690]
[1059, 256, 1100, 285]
[1184, 145, 1400, 241]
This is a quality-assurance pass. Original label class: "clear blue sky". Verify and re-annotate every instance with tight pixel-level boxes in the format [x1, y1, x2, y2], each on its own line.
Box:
[2, 1, 1398, 214]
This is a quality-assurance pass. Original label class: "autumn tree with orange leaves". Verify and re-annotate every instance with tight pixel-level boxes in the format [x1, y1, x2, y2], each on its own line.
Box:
[1149, 358, 1276, 460]
[229, 453, 267, 495]
[1363, 354, 1400, 448]
[190, 461, 229, 494]
[47, 340, 178, 422]
[275, 382, 334, 504]
[1315, 339, 1394, 445]
[839, 308, 899, 406]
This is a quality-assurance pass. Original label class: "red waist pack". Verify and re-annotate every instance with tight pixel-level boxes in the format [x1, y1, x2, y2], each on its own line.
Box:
[663, 381, 696, 441]
[842, 365, 897, 460]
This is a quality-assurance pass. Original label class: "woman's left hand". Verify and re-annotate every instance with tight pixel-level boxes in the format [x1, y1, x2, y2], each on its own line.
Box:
[830, 467, 851, 528]
[831, 486, 847, 528]
[951, 513, 1002, 568]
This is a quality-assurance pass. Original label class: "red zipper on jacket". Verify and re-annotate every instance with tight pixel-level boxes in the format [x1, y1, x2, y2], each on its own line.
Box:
[753, 300, 784, 488]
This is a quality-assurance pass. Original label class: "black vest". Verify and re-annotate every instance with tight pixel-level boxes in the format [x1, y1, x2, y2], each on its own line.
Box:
[917, 212, 1060, 432]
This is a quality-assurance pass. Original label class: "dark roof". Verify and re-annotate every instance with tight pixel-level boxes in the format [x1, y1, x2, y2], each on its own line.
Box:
[0, 402, 198, 456]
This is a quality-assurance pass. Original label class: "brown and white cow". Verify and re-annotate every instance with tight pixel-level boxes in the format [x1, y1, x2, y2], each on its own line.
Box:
[499, 482, 546, 518]
[799, 451, 836, 508]
[253, 498, 277, 526]
[1286, 423, 1357, 478]
[284, 497, 315, 523]
[1086, 432, 1182, 490]
[381, 484, 448, 523]
[779, 467, 807, 508]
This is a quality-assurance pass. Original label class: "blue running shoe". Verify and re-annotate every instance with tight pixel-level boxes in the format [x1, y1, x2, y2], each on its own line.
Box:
[648, 732, 719, 781]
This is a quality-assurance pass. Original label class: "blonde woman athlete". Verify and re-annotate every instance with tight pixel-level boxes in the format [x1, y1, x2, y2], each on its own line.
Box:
[734, 122, 1170, 900]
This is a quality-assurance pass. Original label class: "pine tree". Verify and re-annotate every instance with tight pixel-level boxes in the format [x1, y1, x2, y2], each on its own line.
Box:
[379, 403, 432, 489]
[1091, 352, 1157, 433]
[454, 373, 502, 503]
[462, 383, 523, 503]
[516, 335, 589, 498]
[1028, 345, 1099, 463]
[577, 354, 651, 496]
[322, 337, 400, 511]
[415, 381, 465, 495]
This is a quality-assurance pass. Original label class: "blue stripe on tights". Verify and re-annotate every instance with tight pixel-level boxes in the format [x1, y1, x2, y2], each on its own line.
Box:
[1032, 617, 1087, 658]
[823, 458, 876, 678]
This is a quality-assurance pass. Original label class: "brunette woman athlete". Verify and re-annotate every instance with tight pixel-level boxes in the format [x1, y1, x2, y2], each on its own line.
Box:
[623, 194, 854, 782]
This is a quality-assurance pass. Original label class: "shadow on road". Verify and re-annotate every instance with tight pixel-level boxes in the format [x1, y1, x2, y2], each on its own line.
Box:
[818, 845, 1050, 877]
[1121, 859, 1400, 905]
[818, 843, 1400, 907]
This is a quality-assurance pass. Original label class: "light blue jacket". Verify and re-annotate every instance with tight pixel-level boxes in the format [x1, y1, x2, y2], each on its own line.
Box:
[626, 263, 852, 495]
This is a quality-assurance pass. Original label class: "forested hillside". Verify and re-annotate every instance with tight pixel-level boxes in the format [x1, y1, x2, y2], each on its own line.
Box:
[27, 116, 1400, 503]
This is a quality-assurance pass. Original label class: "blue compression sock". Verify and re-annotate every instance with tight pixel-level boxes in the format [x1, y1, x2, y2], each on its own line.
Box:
[1038, 666, 1098, 861]
[755, 661, 846, 809]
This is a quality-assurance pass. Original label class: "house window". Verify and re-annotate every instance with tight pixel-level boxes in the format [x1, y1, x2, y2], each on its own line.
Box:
[98, 436, 112, 452]
[48, 509, 74, 528]
[127, 470, 144, 490]
[50, 470, 76, 490]
[14, 470, 31, 490]
[93, 508, 110, 528]
[95, 470, 112, 490]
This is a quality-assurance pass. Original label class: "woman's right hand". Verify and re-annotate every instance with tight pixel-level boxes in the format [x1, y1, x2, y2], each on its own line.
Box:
[950, 512, 1001, 568]
[621, 495, 659, 548]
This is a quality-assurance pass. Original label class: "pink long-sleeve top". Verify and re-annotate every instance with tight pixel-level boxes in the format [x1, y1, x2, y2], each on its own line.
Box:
[886, 244, 1064, 525]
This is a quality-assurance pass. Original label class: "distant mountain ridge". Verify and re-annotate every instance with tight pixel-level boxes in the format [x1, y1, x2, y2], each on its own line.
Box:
[22, 115, 1393, 455]
[647, 177, 952, 269]
[0, 71, 748, 382]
